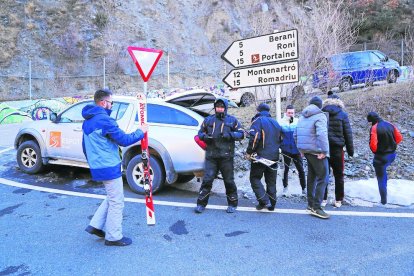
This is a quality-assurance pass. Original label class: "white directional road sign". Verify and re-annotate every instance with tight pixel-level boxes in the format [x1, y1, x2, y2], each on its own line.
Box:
[221, 29, 298, 68]
[222, 60, 299, 89]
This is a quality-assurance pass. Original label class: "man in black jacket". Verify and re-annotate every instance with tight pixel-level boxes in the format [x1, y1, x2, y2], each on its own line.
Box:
[367, 111, 403, 205]
[195, 98, 245, 214]
[246, 103, 282, 211]
[322, 94, 354, 208]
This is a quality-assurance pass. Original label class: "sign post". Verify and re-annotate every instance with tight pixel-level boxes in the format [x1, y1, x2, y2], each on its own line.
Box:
[221, 29, 299, 121]
[127, 46, 163, 226]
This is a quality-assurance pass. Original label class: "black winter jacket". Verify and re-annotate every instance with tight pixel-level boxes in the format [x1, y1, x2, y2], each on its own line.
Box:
[246, 111, 282, 161]
[198, 98, 244, 158]
[322, 98, 354, 156]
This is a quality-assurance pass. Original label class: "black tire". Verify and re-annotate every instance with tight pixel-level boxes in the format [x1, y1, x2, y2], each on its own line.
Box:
[387, 70, 398, 83]
[175, 174, 195, 184]
[339, 78, 352, 92]
[240, 92, 255, 107]
[16, 140, 44, 174]
[126, 155, 165, 195]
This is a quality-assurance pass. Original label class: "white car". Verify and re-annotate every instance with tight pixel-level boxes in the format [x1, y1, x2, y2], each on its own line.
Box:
[14, 95, 209, 194]
[224, 83, 308, 106]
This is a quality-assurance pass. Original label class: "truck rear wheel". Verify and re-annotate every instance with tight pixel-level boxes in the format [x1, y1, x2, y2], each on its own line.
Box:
[126, 155, 165, 194]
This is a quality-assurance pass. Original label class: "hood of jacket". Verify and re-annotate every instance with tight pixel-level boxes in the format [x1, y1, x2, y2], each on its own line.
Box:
[322, 98, 344, 116]
[82, 104, 112, 120]
[302, 104, 323, 118]
[214, 97, 228, 118]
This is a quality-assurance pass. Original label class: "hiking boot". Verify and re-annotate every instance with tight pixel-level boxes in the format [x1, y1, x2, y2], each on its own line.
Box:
[321, 200, 328, 207]
[194, 205, 205, 214]
[105, 237, 132, 246]
[310, 208, 330, 219]
[267, 204, 275, 211]
[255, 202, 271, 210]
[85, 225, 105, 238]
[334, 201, 342, 208]
[226, 206, 237, 213]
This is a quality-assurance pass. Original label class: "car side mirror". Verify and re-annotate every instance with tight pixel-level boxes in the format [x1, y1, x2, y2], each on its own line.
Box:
[50, 112, 58, 122]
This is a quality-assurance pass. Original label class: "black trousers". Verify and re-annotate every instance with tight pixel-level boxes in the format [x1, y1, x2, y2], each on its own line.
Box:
[249, 161, 277, 207]
[282, 152, 306, 189]
[305, 153, 328, 210]
[324, 146, 345, 201]
[197, 157, 238, 207]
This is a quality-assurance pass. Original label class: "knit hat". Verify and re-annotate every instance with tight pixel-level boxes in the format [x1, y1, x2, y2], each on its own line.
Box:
[367, 111, 381, 124]
[257, 103, 270, 112]
[309, 96, 323, 109]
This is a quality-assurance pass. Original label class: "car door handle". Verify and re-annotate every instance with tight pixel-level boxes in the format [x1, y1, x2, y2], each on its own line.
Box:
[74, 127, 82, 132]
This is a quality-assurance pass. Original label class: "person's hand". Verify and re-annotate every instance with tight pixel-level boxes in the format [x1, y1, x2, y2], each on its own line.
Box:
[222, 133, 232, 141]
[203, 136, 213, 144]
[245, 153, 251, 160]
[317, 153, 326, 159]
[140, 123, 148, 133]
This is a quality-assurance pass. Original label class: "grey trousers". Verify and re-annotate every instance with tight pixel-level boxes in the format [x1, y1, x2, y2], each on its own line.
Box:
[89, 177, 124, 241]
[305, 153, 329, 210]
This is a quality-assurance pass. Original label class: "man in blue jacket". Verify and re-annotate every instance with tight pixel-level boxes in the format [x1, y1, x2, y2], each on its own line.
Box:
[279, 105, 306, 195]
[246, 103, 282, 211]
[82, 89, 147, 246]
[195, 98, 244, 214]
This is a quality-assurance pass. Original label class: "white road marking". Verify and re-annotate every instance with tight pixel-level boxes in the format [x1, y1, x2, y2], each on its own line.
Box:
[0, 147, 14, 154]
[1, 177, 413, 218]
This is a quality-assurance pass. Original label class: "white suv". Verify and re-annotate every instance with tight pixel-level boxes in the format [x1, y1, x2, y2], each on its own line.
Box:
[14, 95, 208, 194]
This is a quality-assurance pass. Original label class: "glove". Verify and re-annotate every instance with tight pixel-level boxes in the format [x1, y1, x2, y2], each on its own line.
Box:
[203, 135, 213, 144]
[222, 133, 232, 141]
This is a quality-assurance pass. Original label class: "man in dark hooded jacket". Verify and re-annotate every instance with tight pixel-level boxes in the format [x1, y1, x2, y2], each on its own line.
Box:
[367, 111, 403, 205]
[195, 98, 245, 213]
[246, 103, 282, 211]
[322, 94, 354, 208]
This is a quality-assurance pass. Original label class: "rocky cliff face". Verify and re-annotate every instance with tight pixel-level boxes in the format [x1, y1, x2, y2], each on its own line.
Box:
[1, 0, 293, 100]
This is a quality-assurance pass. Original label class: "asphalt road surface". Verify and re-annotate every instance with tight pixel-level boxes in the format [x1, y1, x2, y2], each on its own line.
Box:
[1, 124, 414, 275]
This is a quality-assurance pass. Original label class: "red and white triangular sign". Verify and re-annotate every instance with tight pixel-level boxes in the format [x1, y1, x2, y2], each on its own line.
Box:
[127, 46, 163, 82]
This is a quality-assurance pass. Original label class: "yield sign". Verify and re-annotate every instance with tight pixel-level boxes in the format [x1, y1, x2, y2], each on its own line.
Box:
[127, 46, 163, 82]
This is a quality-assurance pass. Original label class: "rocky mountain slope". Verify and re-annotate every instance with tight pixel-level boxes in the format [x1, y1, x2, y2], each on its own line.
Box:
[3, 0, 412, 101]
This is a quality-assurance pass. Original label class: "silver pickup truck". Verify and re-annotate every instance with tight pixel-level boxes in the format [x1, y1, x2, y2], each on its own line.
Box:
[14, 95, 210, 194]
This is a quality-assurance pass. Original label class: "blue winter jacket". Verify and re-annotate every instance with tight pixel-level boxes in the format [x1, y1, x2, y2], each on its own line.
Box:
[246, 111, 282, 161]
[279, 115, 300, 154]
[82, 104, 145, 181]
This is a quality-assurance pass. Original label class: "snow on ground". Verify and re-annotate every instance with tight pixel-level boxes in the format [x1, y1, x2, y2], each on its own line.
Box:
[345, 178, 414, 207]
[175, 171, 414, 209]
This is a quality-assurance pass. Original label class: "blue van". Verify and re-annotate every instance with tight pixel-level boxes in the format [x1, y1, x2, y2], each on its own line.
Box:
[312, 50, 402, 91]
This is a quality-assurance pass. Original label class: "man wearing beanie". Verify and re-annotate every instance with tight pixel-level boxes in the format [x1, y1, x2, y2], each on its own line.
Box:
[246, 103, 282, 211]
[195, 97, 245, 214]
[294, 96, 330, 219]
[322, 95, 354, 208]
[367, 111, 403, 205]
